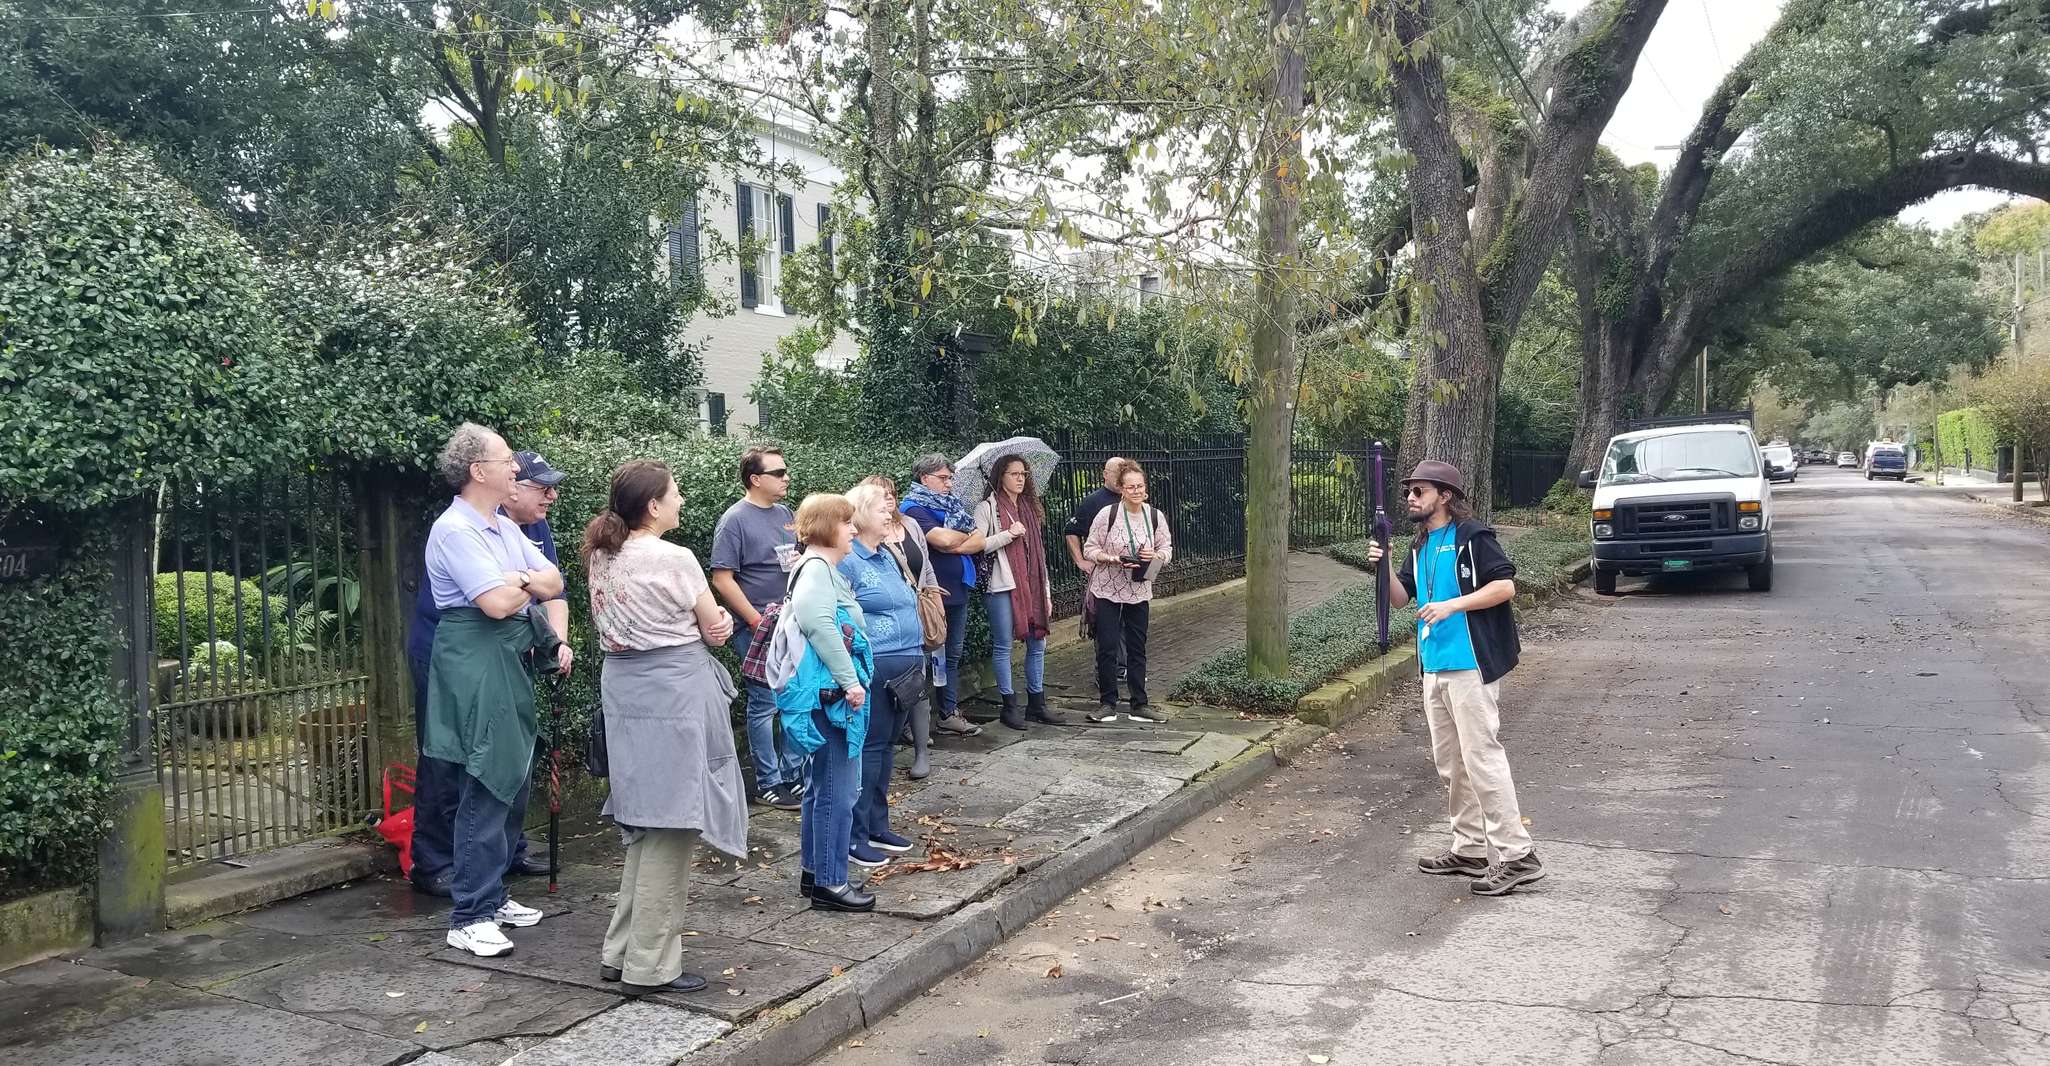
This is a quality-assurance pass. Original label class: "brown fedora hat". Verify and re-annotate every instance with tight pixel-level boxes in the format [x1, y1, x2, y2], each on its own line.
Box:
[1401, 460, 1466, 497]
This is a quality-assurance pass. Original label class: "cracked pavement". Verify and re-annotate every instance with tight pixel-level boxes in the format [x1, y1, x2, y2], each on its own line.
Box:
[811, 469, 2050, 1065]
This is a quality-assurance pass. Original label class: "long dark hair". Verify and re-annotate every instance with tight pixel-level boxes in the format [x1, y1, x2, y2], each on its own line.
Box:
[984, 454, 1043, 517]
[582, 459, 674, 558]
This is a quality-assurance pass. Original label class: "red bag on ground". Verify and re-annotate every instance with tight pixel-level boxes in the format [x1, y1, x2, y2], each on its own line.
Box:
[374, 763, 417, 877]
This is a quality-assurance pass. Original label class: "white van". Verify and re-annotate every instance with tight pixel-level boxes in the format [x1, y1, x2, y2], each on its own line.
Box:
[1576, 419, 1775, 595]
[1761, 445, 1797, 483]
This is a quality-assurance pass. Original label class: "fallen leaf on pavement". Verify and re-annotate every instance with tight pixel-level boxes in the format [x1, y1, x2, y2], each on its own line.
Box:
[1045, 963, 1063, 978]
[727, 988, 745, 997]
[385, 991, 405, 999]
[742, 895, 763, 904]
[365, 933, 389, 943]
[1309, 1056, 1331, 1064]
[1718, 903, 1732, 915]
[722, 968, 737, 977]
[830, 966, 846, 978]
[414, 1022, 429, 1034]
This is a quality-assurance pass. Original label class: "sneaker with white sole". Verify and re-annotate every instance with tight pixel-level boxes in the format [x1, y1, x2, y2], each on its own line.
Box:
[448, 920, 515, 957]
[494, 897, 544, 927]
[1087, 705, 1120, 724]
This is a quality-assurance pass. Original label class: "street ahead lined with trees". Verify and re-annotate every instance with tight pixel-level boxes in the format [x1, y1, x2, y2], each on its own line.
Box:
[5, 1, 2050, 1059]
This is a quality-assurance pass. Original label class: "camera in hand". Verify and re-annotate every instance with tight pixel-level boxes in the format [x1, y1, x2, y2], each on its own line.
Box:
[819, 687, 846, 706]
[1122, 552, 1151, 582]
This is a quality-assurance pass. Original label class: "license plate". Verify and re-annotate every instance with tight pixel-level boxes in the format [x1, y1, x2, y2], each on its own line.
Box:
[1662, 559, 1694, 572]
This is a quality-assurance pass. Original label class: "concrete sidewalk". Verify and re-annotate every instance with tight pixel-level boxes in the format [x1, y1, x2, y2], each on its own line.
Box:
[1920, 471, 2048, 505]
[0, 556, 1352, 1066]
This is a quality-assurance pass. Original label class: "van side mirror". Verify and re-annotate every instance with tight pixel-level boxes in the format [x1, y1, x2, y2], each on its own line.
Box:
[1575, 469, 1596, 490]
[1765, 463, 1780, 475]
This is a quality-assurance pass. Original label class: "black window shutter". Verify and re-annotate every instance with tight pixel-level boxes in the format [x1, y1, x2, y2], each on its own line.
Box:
[707, 392, 728, 437]
[779, 194, 795, 255]
[736, 181, 757, 308]
[818, 203, 834, 274]
[680, 195, 700, 287]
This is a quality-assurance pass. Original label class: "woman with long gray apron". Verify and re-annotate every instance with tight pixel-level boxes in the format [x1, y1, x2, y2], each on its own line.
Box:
[583, 460, 744, 994]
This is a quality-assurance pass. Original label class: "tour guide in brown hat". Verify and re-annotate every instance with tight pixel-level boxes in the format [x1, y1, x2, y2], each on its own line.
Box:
[1364, 460, 1543, 897]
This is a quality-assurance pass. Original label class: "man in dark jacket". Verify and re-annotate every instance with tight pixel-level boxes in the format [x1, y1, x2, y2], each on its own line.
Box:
[1366, 460, 1542, 897]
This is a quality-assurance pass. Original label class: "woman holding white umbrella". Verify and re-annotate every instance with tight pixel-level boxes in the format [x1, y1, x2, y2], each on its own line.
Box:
[972, 453, 1064, 730]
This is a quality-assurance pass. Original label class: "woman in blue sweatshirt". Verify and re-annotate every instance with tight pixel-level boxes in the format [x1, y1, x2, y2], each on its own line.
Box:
[839, 483, 925, 870]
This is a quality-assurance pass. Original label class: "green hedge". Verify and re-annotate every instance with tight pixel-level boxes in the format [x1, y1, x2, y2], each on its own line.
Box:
[153, 572, 282, 662]
[1938, 407, 2001, 469]
[1174, 525, 1591, 712]
[0, 525, 124, 889]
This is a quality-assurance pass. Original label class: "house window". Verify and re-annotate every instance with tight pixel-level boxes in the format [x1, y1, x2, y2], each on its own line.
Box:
[737, 182, 786, 315]
[1138, 274, 1162, 305]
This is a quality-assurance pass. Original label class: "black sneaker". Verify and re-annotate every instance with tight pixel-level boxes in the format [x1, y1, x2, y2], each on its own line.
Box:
[754, 784, 801, 811]
[1087, 705, 1120, 724]
[1470, 851, 1545, 896]
[1416, 851, 1489, 877]
[1125, 705, 1165, 724]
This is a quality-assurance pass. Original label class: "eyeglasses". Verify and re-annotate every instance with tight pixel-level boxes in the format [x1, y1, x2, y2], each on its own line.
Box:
[476, 455, 518, 467]
[518, 481, 559, 495]
[931, 472, 955, 482]
[1405, 485, 1433, 498]
[759, 468, 789, 479]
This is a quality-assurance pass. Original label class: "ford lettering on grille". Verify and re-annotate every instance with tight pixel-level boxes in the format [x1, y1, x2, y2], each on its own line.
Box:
[1662, 513, 1689, 522]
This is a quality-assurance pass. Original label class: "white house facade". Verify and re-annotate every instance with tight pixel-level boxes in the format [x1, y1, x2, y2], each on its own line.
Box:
[663, 118, 857, 433]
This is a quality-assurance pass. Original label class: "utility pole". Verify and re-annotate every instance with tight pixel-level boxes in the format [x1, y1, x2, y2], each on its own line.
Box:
[2015, 251, 2026, 363]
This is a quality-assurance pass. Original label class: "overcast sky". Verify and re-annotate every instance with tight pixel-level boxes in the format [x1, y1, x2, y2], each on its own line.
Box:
[1568, 0, 2023, 229]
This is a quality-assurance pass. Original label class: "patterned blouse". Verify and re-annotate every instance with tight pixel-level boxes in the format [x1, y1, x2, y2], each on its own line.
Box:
[587, 537, 711, 652]
[1083, 504, 1174, 604]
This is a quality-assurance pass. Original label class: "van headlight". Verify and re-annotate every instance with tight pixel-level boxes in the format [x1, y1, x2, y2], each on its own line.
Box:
[1738, 515, 1761, 531]
[1593, 523, 1614, 539]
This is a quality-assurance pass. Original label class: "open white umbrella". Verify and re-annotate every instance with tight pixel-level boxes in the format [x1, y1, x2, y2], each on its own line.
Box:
[953, 436, 1062, 505]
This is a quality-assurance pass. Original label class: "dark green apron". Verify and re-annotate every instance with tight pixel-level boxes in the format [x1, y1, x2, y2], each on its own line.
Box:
[423, 607, 561, 804]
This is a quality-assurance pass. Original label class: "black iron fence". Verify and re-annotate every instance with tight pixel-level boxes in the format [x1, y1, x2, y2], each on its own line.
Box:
[149, 471, 375, 871]
[1494, 450, 1572, 509]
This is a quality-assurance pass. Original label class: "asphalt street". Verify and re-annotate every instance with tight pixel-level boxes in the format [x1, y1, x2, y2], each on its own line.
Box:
[811, 466, 2050, 1066]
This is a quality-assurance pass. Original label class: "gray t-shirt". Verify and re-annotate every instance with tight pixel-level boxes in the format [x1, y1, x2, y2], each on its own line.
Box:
[710, 499, 798, 613]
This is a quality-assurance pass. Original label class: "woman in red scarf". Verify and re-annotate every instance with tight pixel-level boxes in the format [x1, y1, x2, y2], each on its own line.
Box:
[973, 455, 1062, 731]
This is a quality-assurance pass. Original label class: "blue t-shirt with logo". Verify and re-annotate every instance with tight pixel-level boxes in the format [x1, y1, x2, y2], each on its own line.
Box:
[1415, 524, 1479, 673]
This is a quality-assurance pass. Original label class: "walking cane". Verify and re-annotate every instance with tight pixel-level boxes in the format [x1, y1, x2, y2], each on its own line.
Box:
[545, 673, 565, 895]
[1371, 441, 1392, 656]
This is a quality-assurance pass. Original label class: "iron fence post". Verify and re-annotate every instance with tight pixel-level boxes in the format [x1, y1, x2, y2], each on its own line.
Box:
[96, 498, 166, 943]
[356, 475, 410, 790]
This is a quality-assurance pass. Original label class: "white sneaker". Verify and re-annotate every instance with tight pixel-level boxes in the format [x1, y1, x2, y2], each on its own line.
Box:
[448, 920, 515, 957]
[494, 898, 544, 927]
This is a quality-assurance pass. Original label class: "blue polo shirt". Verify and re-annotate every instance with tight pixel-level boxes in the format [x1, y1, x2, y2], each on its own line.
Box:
[1415, 524, 1479, 673]
[406, 502, 558, 662]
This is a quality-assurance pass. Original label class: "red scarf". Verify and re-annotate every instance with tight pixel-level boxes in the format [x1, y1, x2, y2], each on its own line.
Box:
[997, 493, 1050, 641]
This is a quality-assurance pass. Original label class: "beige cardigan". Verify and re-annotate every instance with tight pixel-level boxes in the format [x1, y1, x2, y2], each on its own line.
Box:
[971, 497, 1053, 614]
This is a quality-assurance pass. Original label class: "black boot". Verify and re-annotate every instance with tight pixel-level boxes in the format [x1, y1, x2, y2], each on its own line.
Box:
[810, 882, 877, 912]
[1000, 692, 1027, 731]
[1025, 690, 1065, 725]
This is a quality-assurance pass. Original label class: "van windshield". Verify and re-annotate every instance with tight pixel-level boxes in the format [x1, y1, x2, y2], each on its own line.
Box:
[1601, 430, 1760, 485]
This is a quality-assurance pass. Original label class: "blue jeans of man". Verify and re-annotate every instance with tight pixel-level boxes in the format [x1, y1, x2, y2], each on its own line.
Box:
[983, 591, 1046, 696]
[410, 652, 531, 883]
[732, 627, 806, 792]
[856, 654, 920, 844]
[450, 770, 529, 928]
[799, 710, 860, 888]
[936, 600, 969, 715]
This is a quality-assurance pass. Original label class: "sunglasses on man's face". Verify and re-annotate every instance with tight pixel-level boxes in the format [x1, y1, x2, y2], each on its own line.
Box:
[760, 468, 790, 479]
[1406, 485, 1434, 499]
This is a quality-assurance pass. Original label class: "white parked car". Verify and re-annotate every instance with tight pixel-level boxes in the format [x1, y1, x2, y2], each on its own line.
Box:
[1578, 419, 1774, 595]
[1836, 452, 1858, 469]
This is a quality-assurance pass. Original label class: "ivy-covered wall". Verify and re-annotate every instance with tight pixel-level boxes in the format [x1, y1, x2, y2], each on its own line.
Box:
[0, 522, 123, 891]
[1938, 407, 2001, 471]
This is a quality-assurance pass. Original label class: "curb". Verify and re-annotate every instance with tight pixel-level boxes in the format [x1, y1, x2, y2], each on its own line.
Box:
[686, 729, 1288, 1064]
[165, 839, 389, 928]
[1289, 557, 1592, 735]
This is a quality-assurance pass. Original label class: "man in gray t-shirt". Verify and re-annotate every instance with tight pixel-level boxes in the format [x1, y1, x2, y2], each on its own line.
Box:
[711, 447, 805, 808]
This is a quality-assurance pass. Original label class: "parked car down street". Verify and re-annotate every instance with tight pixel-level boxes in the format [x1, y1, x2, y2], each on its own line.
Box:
[1837, 451, 1859, 468]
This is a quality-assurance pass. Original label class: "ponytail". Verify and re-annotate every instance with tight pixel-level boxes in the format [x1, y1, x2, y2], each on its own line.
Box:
[582, 507, 630, 560]
[583, 458, 675, 559]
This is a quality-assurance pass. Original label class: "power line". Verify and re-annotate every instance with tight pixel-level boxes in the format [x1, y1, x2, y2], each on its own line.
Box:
[0, 0, 438, 23]
[1700, 0, 1727, 69]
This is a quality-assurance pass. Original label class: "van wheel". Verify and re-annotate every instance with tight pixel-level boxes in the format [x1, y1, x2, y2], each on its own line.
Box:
[1594, 568, 1618, 596]
[1747, 557, 1774, 592]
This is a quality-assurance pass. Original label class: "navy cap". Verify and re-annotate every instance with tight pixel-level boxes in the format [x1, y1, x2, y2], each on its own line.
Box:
[514, 451, 568, 487]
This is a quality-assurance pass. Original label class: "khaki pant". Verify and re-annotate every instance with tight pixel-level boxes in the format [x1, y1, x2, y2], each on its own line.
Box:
[1422, 670, 1532, 862]
[601, 827, 700, 986]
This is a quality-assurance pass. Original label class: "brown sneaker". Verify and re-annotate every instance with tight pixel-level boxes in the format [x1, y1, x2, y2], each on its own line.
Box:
[1470, 851, 1546, 896]
[934, 714, 983, 736]
[1417, 851, 1490, 877]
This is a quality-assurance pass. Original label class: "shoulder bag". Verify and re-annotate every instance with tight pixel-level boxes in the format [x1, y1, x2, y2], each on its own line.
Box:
[885, 538, 948, 651]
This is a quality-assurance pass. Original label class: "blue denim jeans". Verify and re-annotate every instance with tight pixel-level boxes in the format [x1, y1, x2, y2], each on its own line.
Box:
[856, 654, 920, 844]
[983, 591, 1046, 696]
[411, 652, 529, 882]
[732, 627, 806, 791]
[937, 600, 969, 715]
[450, 770, 528, 928]
[799, 710, 860, 888]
